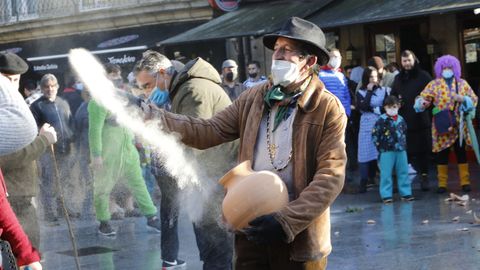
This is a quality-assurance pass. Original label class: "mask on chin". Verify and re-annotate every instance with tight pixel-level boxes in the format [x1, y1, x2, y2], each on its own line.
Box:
[271, 60, 299, 87]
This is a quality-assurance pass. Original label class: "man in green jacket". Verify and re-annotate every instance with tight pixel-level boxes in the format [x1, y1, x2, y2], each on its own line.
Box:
[88, 88, 161, 237]
[135, 51, 236, 270]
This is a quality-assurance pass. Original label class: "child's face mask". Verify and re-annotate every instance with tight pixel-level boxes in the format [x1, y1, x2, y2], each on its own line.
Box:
[385, 104, 399, 117]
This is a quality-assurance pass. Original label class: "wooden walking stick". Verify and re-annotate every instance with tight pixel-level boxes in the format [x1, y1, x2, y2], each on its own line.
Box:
[50, 145, 81, 270]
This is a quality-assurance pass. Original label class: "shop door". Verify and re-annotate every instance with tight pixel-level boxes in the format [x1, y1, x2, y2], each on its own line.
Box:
[366, 19, 429, 69]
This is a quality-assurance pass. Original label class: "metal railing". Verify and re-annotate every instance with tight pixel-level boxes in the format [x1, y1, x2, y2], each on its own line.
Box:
[0, 0, 163, 25]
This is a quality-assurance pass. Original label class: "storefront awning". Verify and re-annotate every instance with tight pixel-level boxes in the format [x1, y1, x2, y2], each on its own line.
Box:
[159, 0, 334, 46]
[310, 0, 480, 28]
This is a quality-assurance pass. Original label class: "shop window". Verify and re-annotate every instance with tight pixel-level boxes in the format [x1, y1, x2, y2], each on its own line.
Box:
[17, 0, 37, 20]
[464, 28, 480, 64]
[375, 33, 396, 64]
[463, 27, 480, 90]
[0, 0, 37, 23]
[79, 0, 113, 11]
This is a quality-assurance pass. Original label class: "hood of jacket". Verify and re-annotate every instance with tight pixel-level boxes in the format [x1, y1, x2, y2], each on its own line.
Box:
[169, 57, 221, 100]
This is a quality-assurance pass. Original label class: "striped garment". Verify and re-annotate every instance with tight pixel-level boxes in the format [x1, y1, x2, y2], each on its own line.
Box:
[0, 75, 37, 156]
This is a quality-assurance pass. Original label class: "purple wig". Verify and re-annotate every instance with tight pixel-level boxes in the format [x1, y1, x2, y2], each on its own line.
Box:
[434, 55, 461, 81]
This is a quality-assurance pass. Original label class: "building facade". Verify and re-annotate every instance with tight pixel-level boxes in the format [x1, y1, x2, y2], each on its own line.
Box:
[0, 0, 212, 88]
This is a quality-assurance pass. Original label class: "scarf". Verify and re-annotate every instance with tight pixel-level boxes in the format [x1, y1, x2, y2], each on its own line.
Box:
[264, 77, 311, 131]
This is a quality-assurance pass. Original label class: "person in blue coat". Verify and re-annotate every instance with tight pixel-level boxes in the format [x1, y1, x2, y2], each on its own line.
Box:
[319, 49, 357, 192]
[318, 48, 351, 117]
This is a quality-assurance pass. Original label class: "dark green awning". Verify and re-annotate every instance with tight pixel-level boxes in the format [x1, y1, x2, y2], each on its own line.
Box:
[159, 0, 334, 46]
[310, 0, 480, 28]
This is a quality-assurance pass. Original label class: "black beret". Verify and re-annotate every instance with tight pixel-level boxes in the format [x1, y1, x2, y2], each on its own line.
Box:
[0, 52, 29, 75]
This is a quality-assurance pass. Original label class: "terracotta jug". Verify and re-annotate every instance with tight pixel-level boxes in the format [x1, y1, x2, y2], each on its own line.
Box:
[219, 160, 288, 230]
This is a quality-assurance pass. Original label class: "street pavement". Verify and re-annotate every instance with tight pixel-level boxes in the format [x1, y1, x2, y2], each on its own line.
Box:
[39, 164, 480, 269]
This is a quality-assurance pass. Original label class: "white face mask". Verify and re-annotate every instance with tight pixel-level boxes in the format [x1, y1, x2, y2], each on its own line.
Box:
[386, 107, 398, 117]
[74, 82, 84, 91]
[271, 60, 299, 87]
[328, 57, 341, 69]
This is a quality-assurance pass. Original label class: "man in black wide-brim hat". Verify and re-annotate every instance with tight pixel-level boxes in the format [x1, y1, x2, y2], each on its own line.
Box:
[146, 16, 347, 270]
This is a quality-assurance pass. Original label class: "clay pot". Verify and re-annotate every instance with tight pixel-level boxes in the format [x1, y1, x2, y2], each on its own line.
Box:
[219, 160, 288, 230]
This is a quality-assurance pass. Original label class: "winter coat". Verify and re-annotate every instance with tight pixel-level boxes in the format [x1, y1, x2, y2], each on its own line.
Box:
[159, 74, 347, 261]
[169, 57, 237, 179]
[30, 96, 74, 154]
[61, 88, 83, 116]
[0, 75, 37, 156]
[0, 136, 50, 197]
[391, 66, 432, 131]
[0, 169, 41, 267]
[356, 86, 388, 162]
[222, 81, 246, 101]
[319, 68, 351, 116]
[372, 114, 407, 152]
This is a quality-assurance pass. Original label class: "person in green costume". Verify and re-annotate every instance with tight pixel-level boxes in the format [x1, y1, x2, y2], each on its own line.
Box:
[88, 73, 161, 237]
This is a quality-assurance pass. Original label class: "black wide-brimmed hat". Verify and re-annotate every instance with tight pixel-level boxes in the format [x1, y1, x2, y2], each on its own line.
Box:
[0, 52, 29, 75]
[263, 17, 330, 65]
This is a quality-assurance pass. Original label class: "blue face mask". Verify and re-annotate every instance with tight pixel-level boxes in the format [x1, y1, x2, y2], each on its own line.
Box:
[149, 74, 169, 107]
[442, 69, 454, 79]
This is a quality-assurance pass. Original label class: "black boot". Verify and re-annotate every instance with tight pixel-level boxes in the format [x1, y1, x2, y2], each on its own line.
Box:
[420, 174, 429, 191]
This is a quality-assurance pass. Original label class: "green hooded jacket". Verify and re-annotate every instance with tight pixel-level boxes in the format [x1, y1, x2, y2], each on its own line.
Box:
[169, 57, 237, 179]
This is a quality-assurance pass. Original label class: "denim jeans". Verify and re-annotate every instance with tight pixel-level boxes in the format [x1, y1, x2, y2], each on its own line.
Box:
[193, 216, 233, 270]
[155, 172, 180, 262]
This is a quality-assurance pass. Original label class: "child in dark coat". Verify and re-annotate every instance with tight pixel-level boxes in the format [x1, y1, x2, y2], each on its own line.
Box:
[372, 96, 414, 203]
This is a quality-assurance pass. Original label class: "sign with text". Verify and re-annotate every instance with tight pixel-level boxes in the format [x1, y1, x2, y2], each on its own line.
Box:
[208, 0, 240, 12]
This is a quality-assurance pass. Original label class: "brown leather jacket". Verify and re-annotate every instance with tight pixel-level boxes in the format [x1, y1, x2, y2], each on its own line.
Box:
[159, 75, 346, 261]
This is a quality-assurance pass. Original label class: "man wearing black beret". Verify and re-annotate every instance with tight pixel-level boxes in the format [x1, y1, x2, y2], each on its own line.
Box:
[0, 52, 29, 91]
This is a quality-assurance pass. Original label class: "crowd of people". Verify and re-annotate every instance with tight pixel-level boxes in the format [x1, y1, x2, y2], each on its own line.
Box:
[0, 15, 479, 270]
[318, 48, 478, 201]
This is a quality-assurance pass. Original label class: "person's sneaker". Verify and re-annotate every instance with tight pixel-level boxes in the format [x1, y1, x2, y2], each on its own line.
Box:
[98, 221, 116, 237]
[437, 187, 447, 194]
[382, 198, 393, 204]
[146, 216, 161, 232]
[162, 259, 186, 270]
[462, 184, 472, 193]
[401, 195, 415, 202]
[408, 164, 417, 175]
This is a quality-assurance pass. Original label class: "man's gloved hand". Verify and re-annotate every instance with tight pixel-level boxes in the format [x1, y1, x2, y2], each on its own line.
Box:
[243, 214, 286, 245]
